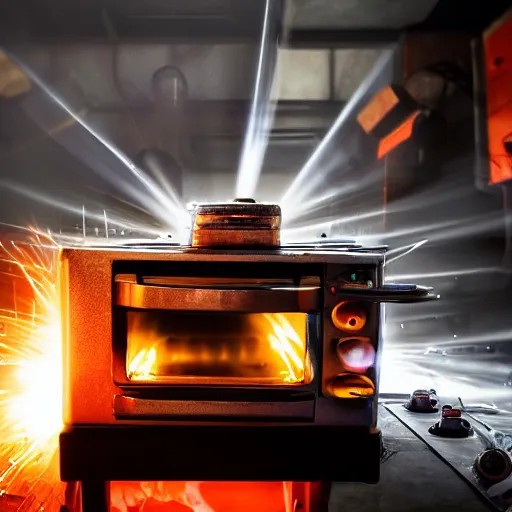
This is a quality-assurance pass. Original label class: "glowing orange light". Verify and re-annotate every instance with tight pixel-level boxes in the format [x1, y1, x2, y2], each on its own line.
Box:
[327, 374, 375, 399]
[110, 481, 297, 512]
[377, 111, 420, 160]
[127, 345, 157, 380]
[264, 313, 310, 383]
[0, 231, 64, 510]
[331, 302, 367, 332]
[127, 313, 312, 386]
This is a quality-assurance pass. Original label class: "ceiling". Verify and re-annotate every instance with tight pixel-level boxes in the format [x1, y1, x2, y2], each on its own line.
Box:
[2, 0, 510, 43]
[286, 0, 438, 30]
[0, 0, 510, 231]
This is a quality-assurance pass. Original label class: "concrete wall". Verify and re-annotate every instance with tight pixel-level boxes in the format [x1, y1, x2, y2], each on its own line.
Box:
[0, 42, 388, 233]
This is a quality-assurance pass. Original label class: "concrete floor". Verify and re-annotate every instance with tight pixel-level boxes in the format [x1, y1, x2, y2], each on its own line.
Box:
[329, 406, 494, 512]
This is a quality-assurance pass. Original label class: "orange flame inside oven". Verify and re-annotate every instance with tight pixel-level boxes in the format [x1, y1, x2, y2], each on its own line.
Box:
[0, 231, 64, 510]
[126, 312, 313, 386]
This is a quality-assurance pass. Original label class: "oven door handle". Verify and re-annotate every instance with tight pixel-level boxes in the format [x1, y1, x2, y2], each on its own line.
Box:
[336, 283, 439, 303]
[115, 282, 321, 312]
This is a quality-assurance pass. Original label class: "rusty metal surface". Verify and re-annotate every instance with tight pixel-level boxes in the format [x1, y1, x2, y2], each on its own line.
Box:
[61, 246, 385, 264]
[191, 200, 282, 248]
[115, 280, 321, 312]
[113, 395, 315, 420]
[192, 228, 281, 248]
[60, 246, 383, 425]
[193, 202, 281, 217]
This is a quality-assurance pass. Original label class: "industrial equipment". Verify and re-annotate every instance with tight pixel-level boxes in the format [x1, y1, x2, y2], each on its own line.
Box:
[1, 1, 512, 511]
[429, 404, 473, 438]
[404, 389, 439, 413]
[58, 199, 437, 511]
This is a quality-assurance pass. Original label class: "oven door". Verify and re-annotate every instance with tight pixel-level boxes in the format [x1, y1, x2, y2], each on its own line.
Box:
[112, 275, 321, 420]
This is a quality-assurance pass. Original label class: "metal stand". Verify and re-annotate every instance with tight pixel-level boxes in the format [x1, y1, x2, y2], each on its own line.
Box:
[60, 425, 376, 512]
[80, 481, 109, 512]
[297, 482, 331, 512]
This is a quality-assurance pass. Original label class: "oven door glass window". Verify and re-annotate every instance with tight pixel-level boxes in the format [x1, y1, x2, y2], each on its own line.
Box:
[126, 311, 312, 386]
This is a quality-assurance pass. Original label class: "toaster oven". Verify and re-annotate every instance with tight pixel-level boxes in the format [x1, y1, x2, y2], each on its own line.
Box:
[58, 200, 437, 510]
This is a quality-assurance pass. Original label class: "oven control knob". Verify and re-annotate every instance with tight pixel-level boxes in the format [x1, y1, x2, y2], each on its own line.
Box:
[331, 302, 367, 331]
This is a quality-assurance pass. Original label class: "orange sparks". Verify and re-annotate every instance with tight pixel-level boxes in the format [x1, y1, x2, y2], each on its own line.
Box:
[0, 230, 64, 510]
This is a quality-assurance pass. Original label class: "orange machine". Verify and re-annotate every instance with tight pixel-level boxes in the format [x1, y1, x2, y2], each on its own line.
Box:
[483, 8, 512, 185]
[357, 85, 422, 160]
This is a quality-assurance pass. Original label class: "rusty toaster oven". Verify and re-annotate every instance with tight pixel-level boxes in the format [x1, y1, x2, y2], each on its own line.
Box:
[59, 200, 437, 490]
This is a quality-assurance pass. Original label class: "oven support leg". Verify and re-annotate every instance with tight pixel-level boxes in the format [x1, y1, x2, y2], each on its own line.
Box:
[63, 481, 81, 512]
[80, 480, 109, 512]
[293, 482, 331, 512]
[312, 481, 331, 512]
